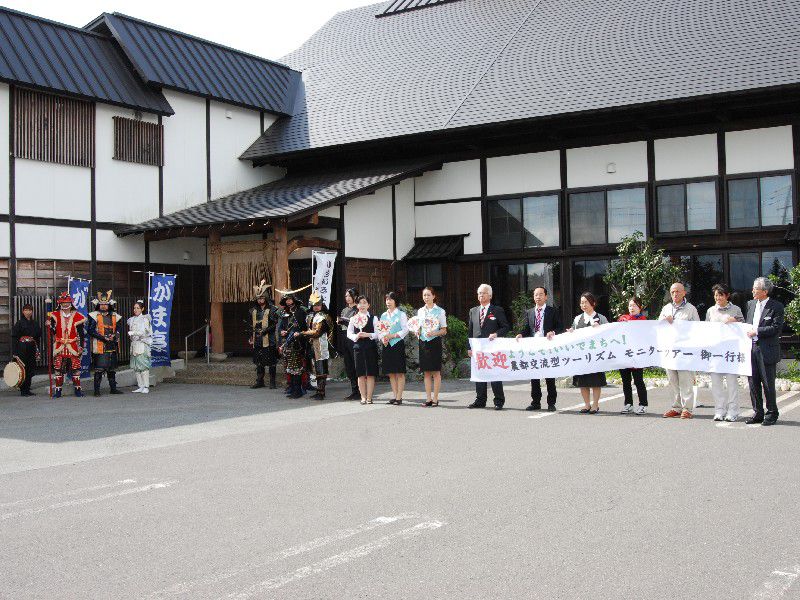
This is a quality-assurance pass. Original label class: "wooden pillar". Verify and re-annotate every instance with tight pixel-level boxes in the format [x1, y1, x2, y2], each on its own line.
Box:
[208, 229, 225, 355]
[273, 218, 289, 303]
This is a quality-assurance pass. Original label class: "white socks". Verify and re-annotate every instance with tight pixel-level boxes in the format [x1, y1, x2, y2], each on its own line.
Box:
[132, 372, 150, 393]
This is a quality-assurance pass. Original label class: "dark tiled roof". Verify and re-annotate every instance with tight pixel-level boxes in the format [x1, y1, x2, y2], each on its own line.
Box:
[0, 7, 173, 115]
[378, 0, 462, 17]
[403, 235, 465, 260]
[86, 13, 300, 115]
[242, 0, 800, 160]
[117, 159, 439, 235]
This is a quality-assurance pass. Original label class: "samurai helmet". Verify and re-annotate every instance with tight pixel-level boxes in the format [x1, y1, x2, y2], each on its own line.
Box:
[57, 292, 74, 308]
[253, 279, 271, 301]
[91, 289, 116, 308]
[308, 290, 326, 311]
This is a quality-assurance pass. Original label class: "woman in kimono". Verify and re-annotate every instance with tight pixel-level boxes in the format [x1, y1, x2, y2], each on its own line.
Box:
[567, 291, 608, 413]
[279, 293, 307, 399]
[379, 291, 408, 405]
[347, 295, 380, 405]
[127, 300, 153, 394]
[417, 287, 447, 407]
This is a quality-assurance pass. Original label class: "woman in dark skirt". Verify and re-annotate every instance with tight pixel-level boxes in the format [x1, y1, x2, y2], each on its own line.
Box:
[347, 295, 380, 404]
[567, 291, 609, 413]
[379, 291, 408, 405]
[417, 287, 447, 407]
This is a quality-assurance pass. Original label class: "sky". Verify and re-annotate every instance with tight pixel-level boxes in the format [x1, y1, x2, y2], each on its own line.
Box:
[4, 0, 378, 61]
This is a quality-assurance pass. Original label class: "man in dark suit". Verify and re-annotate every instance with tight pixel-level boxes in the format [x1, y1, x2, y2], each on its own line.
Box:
[745, 277, 785, 426]
[516, 286, 563, 411]
[467, 283, 510, 410]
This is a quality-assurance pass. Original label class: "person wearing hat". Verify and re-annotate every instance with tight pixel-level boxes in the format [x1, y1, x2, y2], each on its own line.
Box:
[87, 290, 124, 396]
[48, 291, 86, 398]
[11, 303, 42, 396]
[279, 292, 308, 399]
[127, 300, 153, 394]
[301, 291, 334, 400]
[249, 280, 279, 389]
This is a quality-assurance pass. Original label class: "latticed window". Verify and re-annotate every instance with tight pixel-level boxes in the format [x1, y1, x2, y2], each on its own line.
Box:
[113, 116, 164, 166]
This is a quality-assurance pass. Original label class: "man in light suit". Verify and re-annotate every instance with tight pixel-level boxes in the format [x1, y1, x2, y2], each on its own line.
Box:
[516, 287, 563, 411]
[467, 283, 510, 410]
[745, 277, 785, 426]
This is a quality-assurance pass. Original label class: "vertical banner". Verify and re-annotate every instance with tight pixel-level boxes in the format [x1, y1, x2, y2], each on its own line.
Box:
[312, 251, 337, 308]
[67, 277, 91, 378]
[148, 273, 177, 367]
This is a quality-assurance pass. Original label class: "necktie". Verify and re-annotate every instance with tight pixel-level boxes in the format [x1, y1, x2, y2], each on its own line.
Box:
[479, 306, 486, 328]
[535, 307, 543, 333]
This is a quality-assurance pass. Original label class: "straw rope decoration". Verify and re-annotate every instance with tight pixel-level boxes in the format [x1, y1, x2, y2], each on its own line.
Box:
[209, 239, 273, 303]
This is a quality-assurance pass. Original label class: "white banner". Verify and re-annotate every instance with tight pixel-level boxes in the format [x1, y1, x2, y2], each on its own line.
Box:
[469, 320, 752, 382]
[312, 251, 337, 308]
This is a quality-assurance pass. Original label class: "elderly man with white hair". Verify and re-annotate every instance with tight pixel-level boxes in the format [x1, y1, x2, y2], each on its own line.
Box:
[659, 282, 700, 419]
[467, 283, 509, 410]
[745, 276, 785, 426]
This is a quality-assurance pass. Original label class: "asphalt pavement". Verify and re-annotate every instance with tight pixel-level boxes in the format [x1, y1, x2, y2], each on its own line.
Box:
[1, 379, 799, 600]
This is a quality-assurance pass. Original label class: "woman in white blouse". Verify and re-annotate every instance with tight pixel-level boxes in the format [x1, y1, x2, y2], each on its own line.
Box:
[567, 292, 608, 413]
[347, 295, 381, 404]
[127, 300, 153, 393]
[417, 287, 447, 407]
[379, 291, 409, 405]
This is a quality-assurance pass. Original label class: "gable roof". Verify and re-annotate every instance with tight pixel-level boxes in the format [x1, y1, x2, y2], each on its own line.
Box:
[403, 235, 465, 260]
[242, 0, 800, 161]
[86, 13, 301, 115]
[0, 6, 173, 115]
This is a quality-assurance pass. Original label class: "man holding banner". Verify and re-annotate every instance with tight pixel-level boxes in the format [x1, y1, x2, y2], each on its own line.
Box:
[659, 283, 701, 419]
[468, 284, 510, 410]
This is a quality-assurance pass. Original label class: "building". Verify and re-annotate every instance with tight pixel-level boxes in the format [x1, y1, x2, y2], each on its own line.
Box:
[2, 0, 799, 359]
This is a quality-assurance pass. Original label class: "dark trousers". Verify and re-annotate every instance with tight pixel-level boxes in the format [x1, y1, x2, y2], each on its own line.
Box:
[475, 381, 504, 407]
[749, 346, 778, 421]
[530, 378, 557, 407]
[620, 368, 647, 406]
[18, 344, 36, 394]
[341, 334, 358, 393]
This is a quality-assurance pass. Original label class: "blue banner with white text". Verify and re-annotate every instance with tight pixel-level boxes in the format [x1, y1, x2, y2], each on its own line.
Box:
[148, 274, 176, 367]
[67, 277, 91, 378]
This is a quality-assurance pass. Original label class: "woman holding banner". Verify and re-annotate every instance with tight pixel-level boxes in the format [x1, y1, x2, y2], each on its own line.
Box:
[347, 295, 380, 404]
[705, 283, 744, 421]
[127, 300, 153, 394]
[618, 297, 648, 414]
[567, 292, 608, 413]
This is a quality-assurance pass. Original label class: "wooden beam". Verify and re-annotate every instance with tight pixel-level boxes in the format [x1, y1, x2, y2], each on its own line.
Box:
[286, 236, 341, 256]
[208, 229, 225, 355]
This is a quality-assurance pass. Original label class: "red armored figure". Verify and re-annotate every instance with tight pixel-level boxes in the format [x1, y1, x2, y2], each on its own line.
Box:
[48, 291, 86, 398]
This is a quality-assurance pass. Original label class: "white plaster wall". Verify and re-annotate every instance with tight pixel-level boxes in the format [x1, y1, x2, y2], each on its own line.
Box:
[414, 160, 480, 203]
[344, 188, 393, 260]
[567, 141, 647, 188]
[414, 201, 482, 255]
[95, 230, 145, 262]
[210, 101, 282, 199]
[486, 151, 560, 196]
[15, 224, 91, 260]
[0, 83, 8, 215]
[0, 222, 10, 257]
[162, 91, 207, 215]
[394, 180, 416, 259]
[725, 126, 794, 174]
[318, 206, 340, 219]
[288, 227, 338, 260]
[654, 134, 718, 180]
[149, 236, 208, 265]
[15, 158, 91, 220]
[95, 104, 160, 224]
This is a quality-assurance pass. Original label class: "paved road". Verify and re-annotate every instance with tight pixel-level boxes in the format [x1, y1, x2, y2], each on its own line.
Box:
[1, 379, 799, 599]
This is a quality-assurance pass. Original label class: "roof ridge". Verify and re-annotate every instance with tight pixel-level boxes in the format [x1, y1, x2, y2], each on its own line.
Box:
[103, 12, 301, 74]
[0, 5, 111, 40]
[443, 0, 546, 128]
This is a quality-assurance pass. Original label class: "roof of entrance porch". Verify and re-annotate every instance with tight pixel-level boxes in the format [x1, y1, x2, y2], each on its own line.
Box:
[115, 158, 441, 239]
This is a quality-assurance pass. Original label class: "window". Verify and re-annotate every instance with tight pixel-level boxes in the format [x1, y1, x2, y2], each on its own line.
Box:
[728, 175, 793, 229]
[487, 195, 559, 251]
[13, 88, 95, 167]
[569, 187, 646, 246]
[571, 259, 610, 317]
[657, 181, 717, 233]
[113, 116, 164, 166]
[407, 263, 443, 288]
[679, 254, 723, 319]
[490, 262, 561, 321]
[729, 250, 794, 318]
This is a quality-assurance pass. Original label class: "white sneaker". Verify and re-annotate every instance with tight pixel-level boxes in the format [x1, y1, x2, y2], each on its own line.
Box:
[132, 388, 142, 393]
[620, 404, 634, 414]
[724, 415, 737, 422]
[634, 405, 647, 415]
[140, 388, 149, 394]
[713, 414, 725, 421]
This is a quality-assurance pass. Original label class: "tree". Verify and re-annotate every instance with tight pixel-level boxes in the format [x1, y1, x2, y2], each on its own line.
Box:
[770, 263, 800, 337]
[604, 232, 683, 319]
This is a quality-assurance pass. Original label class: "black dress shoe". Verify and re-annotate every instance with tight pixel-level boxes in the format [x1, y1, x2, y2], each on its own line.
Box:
[494, 405, 504, 411]
[547, 405, 557, 412]
[762, 419, 777, 426]
[745, 416, 764, 425]
[526, 404, 541, 411]
[468, 402, 485, 409]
